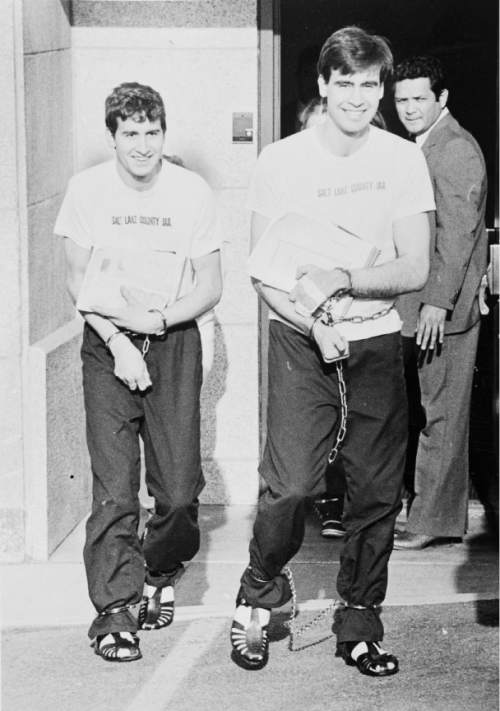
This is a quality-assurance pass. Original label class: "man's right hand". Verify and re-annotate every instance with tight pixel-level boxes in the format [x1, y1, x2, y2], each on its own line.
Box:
[109, 334, 152, 391]
[311, 320, 348, 363]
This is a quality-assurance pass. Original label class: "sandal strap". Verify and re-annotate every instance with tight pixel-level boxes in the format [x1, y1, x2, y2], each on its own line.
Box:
[345, 642, 398, 677]
[230, 608, 269, 670]
[138, 586, 175, 630]
[95, 632, 141, 662]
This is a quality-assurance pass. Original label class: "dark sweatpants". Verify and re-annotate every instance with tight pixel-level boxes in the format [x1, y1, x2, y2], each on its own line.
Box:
[240, 321, 407, 643]
[81, 322, 204, 639]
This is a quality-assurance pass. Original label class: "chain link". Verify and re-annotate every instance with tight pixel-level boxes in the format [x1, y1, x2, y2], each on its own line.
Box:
[141, 335, 151, 356]
[320, 301, 394, 326]
[283, 566, 341, 652]
[316, 303, 394, 465]
[328, 362, 347, 465]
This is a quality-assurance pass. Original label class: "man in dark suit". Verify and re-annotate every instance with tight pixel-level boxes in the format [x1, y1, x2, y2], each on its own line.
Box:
[393, 56, 488, 549]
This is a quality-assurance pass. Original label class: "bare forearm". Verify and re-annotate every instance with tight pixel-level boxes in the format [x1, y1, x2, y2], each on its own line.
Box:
[350, 255, 429, 299]
[163, 282, 221, 329]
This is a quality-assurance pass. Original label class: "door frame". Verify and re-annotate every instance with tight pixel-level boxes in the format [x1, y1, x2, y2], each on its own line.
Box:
[257, 0, 280, 453]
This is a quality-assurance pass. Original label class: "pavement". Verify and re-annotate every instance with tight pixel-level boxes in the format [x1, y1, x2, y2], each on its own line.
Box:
[1, 503, 498, 711]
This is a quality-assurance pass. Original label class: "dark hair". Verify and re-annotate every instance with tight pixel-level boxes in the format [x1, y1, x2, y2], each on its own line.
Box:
[317, 26, 393, 84]
[371, 110, 387, 130]
[393, 56, 446, 98]
[105, 82, 166, 135]
[299, 97, 326, 129]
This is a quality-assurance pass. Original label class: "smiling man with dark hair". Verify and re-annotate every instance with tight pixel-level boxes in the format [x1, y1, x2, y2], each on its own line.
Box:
[230, 26, 435, 678]
[55, 82, 222, 662]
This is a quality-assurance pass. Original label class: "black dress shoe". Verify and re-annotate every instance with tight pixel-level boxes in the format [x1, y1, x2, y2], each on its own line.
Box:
[393, 532, 436, 550]
[393, 531, 462, 550]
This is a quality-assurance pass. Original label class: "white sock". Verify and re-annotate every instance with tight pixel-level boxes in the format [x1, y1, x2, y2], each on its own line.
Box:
[234, 604, 270, 627]
[143, 584, 174, 602]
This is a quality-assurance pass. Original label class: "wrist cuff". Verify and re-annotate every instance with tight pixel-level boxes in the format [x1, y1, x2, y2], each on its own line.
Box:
[105, 330, 125, 350]
[148, 308, 168, 336]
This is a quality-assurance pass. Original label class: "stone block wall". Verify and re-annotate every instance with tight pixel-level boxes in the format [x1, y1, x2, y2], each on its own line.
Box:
[0, 0, 90, 562]
[21, 0, 90, 560]
[0, 0, 26, 561]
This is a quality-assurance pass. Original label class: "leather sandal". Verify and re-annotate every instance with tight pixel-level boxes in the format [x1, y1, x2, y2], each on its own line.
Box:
[138, 584, 174, 630]
[230, 590, 270, 670]
[337, 641, 399, 677]
[94, 632, 142, 662]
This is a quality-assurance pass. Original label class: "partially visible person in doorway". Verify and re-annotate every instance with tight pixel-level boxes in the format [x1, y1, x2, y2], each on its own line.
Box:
[55, 82, 222, 662]
[230, 26, 434, 677]
[393, 56, 488, 550]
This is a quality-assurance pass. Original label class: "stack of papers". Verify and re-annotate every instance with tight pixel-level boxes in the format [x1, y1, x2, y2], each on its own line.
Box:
[247, 212, 380, 318]
[76, 246, 187, 313]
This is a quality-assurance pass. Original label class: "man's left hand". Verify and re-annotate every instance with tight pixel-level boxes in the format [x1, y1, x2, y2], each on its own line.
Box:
[106, 286, 163, 334]
[289, 265, 351, 314]
[416, 304, 447, 351]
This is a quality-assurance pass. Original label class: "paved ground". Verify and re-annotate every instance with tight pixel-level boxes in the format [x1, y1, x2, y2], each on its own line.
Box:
[1, 504, 498, 711]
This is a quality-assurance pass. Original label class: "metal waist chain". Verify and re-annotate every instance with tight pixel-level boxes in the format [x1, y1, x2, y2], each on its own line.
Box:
[319, 302, 394, 327]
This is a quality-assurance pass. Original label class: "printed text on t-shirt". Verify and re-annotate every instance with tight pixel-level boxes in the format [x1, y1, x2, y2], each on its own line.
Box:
[317, 181, 386, 198]
[111, 215, 172, 226]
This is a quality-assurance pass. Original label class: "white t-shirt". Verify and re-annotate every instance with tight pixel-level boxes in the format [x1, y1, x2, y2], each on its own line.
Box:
[247, 125, 435, 340]
[55, 159, 220, 299]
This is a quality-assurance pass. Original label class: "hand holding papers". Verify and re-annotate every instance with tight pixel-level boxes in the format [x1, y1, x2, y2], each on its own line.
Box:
[247, 212, 380, 319]
[76, 246, 186, 314]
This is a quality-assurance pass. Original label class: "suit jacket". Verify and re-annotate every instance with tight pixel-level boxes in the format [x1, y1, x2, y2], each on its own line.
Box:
[397, 112, 488, 336]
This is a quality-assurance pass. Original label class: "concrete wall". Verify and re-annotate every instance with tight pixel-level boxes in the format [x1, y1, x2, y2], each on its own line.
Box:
[0, 0, 25, 561]
[0, 0, 91, 562]
[22, 0, 91, 560]
[72, 0, 260, 504]
[24, 0, 75, 343]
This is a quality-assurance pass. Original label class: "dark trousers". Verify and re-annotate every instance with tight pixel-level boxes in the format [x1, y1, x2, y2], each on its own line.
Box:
[240, 322, 407, 643]
[404, 323, 480, 537]
[81, 322, 204, 638]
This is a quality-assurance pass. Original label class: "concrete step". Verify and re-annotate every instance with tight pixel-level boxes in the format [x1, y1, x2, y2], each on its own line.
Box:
[1, 503, 497, 629]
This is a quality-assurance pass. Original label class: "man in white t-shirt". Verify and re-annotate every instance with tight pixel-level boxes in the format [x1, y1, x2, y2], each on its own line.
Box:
[55, 83, 222, 662]
[230, 27, 435, 677]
